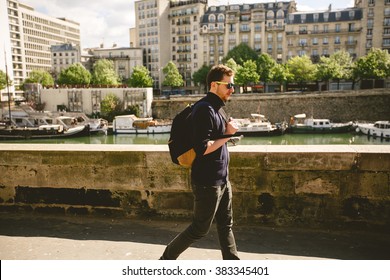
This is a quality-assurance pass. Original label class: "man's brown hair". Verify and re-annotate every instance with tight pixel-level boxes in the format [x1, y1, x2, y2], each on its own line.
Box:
[206, 64, 234, 90]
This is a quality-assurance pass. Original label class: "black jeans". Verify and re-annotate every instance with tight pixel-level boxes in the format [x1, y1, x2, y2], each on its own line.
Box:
[161, 181, 239, 260]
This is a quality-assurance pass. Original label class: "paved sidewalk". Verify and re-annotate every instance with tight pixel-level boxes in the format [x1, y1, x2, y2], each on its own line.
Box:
[0, 212, 389, 260]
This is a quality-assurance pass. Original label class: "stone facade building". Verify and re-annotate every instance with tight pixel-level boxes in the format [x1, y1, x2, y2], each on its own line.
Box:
[131, 0, 390, 93]
[1, 0, 80, 95]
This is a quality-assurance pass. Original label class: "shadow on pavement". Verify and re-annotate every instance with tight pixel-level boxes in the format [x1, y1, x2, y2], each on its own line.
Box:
[0, 212, 389, 260]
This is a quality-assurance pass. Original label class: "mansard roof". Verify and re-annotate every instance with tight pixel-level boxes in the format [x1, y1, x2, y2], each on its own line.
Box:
[287, 8, 363, 24]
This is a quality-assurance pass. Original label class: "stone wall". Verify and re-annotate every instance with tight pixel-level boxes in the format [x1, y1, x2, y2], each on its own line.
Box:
[0, 144, 389, 231]
[152, 89, 390, 123]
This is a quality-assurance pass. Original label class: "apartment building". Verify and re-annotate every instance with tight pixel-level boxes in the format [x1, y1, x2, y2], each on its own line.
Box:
[2, 0, 80, 93]
[169, 0, 208, 92]
[201, 1, 297, 66]
[355, 0, 390, 53]
[50, 43, 81, 79]
[134, 0, 171, 91]
[285, 6, 364, 61]
[89, 46, 143, 81]
[131, 0, 390, 94]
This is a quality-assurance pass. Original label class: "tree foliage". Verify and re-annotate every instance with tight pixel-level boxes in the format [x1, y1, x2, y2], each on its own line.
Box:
[234, 60, 260, 93]
[24, 70, 54, 87]
[225, 58, 239, 73]
[353, 48, 390, 84]
[287, 55, 317, 91]
[316, 51, 353, 90]
[256, 53, 277, 92]
[223, 43, 258, 66]
[272, 63, 292, 92]
[192, 64, 211, 92]
[100, 93, 123, 122]
[58, 63, 91, 86]
[162, 61, 184, 87]
[128, 65, 153, 87]
[91, 59, 120, 86]
[0, 70, 11, 90]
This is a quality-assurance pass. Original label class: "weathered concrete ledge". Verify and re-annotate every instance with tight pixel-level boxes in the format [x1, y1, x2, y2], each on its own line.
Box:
[0, 144, 389, 231]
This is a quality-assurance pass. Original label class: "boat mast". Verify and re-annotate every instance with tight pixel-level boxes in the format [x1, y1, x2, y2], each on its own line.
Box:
[4, 50, 12, 127]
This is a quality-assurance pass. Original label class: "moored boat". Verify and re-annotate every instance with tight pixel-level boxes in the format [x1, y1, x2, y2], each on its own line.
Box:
[0, 123, 90, 140]
[356, 121, 390, 139]
[287, 113, 353, 134]
[234, 114, 286, 137]
[113, 115, 171, 134]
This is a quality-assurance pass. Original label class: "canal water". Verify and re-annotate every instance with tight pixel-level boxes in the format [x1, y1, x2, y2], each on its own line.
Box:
[1, 132, 389, 145]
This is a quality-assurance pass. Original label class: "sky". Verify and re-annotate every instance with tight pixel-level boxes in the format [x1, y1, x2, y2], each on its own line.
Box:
[20, 0, 355, 49]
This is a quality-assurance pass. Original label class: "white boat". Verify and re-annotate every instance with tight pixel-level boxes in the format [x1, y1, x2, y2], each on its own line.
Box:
[356, 121, 390, 139]
[113, 115, 171, 134]
[48, 112, 108, 135]
[234, 114, 286, 136]
[288, 113, 353, 134]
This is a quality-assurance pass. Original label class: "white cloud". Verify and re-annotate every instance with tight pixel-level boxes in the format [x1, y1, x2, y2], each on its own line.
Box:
[21, 0, 135, 48]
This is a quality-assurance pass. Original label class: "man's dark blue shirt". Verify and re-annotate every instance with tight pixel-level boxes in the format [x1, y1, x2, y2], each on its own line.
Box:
[191, 92, 229, 186]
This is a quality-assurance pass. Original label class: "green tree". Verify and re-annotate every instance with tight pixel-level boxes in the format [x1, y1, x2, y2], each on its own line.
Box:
[234, 60, 259, 93]
[100, 93, 123, 122]
[331, 51, 353, 90]
[353, 48, 390, 88]
[287, 55, 317, 92]
[272, 63, 291, 92]
[192, 64, 211, 93]
[225, 58, 239, 73]
[91, 59, 120, 86]
[223, 43, 258, 65]
[0, 70, 11, 91]
[316, 56, 336, 90]
[162, 61, 184, 87]
[127, 65, 153, 87]
[58, 63, 91, 86]
[24, 70, 54, 87]
[256, 53, 277, 92]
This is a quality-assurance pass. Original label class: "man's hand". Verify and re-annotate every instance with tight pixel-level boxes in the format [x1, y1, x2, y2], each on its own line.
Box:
[225, 117, 239, 135]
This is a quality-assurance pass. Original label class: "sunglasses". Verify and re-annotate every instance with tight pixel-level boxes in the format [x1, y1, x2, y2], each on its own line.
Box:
[215, 81, 235, 89]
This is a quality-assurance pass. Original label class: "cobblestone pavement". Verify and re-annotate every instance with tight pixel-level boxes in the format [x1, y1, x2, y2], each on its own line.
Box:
[0, 212, 389, 260]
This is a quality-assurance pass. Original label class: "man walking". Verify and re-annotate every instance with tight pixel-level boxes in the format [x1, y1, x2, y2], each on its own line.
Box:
[160, 64, 239, 260]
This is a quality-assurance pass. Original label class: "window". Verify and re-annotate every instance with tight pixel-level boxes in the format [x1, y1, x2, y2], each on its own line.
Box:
[323, 37, 329, 44]
[300, 14, 306, 23]
[323, 25, 328, 32]
[324, 12, 329, 22]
